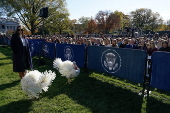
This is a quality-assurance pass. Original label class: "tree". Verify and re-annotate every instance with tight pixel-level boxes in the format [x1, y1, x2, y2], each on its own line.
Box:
[148, 12, 163, 32]
[130, 8, 152, 27]
[165, 20, 170, 30]
[1, 0, 67, 35]
[85, 18, 97, 34]
[107, 12, 120, 32]
[114, 10, 130, 30]
[130, 8, 163, 31]
[95, 10, 109, 34]
[77, 16, 90, 33]
[45, 9, 70, 34]
[95, 10, 120, 34]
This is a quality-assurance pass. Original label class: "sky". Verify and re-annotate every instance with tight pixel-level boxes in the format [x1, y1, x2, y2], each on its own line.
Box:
[66, 0, 170, 22]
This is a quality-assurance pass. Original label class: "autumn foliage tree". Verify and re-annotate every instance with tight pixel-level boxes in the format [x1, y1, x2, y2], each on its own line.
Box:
[85, 18, 97, 34]
[95, 10, 120, 34]
[107, 13, 120, 32]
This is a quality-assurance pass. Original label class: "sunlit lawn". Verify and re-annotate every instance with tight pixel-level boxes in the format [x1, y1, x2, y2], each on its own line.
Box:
[0, 46, 170, 113]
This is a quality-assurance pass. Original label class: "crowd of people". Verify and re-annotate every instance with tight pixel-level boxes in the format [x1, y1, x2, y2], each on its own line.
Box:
[24, 33, 170, 56]
[1, 32, 170, 57]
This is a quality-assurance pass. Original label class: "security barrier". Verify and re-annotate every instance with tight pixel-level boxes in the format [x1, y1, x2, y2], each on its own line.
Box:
[87, 46, 147, 83]
[150, 52, 170, 92]
[56, 44, 85, 68]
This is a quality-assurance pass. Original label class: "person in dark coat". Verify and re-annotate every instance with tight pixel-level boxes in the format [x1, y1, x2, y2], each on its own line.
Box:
[119, 38, 128, 48]
[125, 39, 138, 49]
[159, 41, 170, 52]
[95, 38, 104, 46]
[10, 26, 33, 79]
[147, 42, 158, 56]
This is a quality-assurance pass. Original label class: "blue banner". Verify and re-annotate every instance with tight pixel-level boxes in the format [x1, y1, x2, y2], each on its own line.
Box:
[43, 42, 56, 60]
[87, 46, 147, 83]
[7, 38, 11, 46]
[4, 38, 10, 45]
[0, 38, 4, 45]
[28, 41, 45, 57]
[150, 52, 170, 91]
[29, 41, 39, 57]
[38, 41, 43, 56]
[56, 44, 85, 68]
[4, 38, 7, 45]
[28, 39, 46, 57]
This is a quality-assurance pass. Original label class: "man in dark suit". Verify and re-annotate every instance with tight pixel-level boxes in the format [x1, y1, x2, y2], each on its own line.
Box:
[95, 38, 104, 46]
[10, 26, 33, 79]
[125, 39, 138, 49]
[119, 38, 128, 48]
[159, 41, 170, 52]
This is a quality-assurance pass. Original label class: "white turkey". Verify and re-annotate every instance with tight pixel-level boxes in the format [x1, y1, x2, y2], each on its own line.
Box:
[21, 70, 56, 99]
[53, 58, 80, 84]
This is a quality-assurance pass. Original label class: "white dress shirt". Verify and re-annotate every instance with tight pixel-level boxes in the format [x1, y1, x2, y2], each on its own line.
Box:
[20, 34, 26, 46]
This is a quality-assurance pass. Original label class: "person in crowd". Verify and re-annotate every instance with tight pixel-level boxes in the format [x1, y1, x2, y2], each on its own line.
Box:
[75, 40, 81, 45]
[67, 38, 73, 44]
[85, 40, 92, 48]
[59, 38, 64, 43]
[168, 38, 170, 47]
[154, 33, 159, 40]
[138, 40, 147, 51]
[90, 38, 96, 45]
[48, 38, 53, 42]
[147, 32, 152, 38]
[51, 37, 57, 43]
[125, 38, 138, 49]
[146, 42, 157, 77]
[95, 38, 104, 46]
[78, 38, 84, 45]
[111, 39, 118, 47]
[82, 38, 87, 46]
[157, 38, 163, 50]
[55, 38, 60, 43]
[103, 38, 112, 47]
[159, 41, 170, 52]
[10, 26, 33, 79]
[147, 42, 158, 56]
[134, 32, 139, 38]
[119, 38, 128, 48]
[63, 38, 68, 44]
[72, 38, 76, 43]
[117, 38, 122, 47]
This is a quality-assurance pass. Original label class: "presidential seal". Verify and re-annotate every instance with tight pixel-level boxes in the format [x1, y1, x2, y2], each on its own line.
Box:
[64, 46, 74, 61]
[101, 49, 121, 73]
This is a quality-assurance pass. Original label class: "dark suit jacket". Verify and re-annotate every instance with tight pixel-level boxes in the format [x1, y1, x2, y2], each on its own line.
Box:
[10, 33, 33, 72]
[119, 43, 127, 48]
[159, 47, 170, 52]
[125, 44, 138, 49]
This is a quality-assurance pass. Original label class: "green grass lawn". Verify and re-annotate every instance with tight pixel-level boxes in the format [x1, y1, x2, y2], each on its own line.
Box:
[0, 46, 170, 113]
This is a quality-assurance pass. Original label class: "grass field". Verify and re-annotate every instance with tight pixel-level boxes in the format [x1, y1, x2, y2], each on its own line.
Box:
[0, 46, 170, 113]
